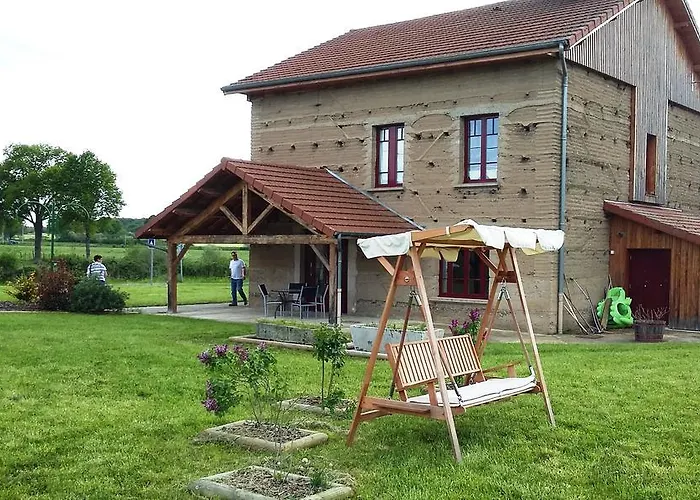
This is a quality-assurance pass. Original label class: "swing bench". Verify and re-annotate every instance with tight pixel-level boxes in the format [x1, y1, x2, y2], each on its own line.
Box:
[385, 334, 538, 412]
[346, 219, 565, 463]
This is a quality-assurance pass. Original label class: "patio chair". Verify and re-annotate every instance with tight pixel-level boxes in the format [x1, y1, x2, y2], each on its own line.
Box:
[258, 283, 283, 317]
[313, 283, 329, 317]
[290, 285, 317, 319]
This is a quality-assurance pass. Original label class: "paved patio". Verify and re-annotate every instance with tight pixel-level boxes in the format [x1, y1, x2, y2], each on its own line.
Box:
[133, 302, 700, 344]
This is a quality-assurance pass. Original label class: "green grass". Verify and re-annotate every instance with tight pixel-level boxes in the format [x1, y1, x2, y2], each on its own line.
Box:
[112, 278, 248, 307]
[1, 313, 699, 498]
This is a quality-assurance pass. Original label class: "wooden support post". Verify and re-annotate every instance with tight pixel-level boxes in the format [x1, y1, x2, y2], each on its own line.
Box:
[167, 241, 178, 313]
[328, 243, 338, 324]
[509, 247, 556, 426]
[347, 255, 405, 447]
[409, 247, 463, 463]
[474, 250, 507, 359]
[242, 185, 249, 234]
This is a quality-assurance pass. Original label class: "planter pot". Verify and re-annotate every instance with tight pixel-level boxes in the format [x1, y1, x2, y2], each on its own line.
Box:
[256, 322, 316, 345]
[634, 320, 665, 342]
[195, 420, 328, 452]
[188, 466, 354, 500]
[349, 324, 444, 354]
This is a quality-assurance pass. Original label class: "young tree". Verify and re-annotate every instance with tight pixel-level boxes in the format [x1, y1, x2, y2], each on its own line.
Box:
[57, 151, 124, 258]
[0, 144, 69, 262]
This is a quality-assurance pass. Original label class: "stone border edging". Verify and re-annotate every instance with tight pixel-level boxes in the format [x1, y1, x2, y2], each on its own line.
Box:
[230, 335, 388, 360]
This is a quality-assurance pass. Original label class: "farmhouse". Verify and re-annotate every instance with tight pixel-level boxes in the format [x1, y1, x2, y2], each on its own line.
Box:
[138, 0, 700, 332]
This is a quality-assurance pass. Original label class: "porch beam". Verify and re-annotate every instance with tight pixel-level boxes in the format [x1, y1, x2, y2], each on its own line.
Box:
[247, 185, 323, 236]
[248, 204, 275, 234]
[167, 241, 178, 313]
[174, 183, 243, 237]
[175, 243, 192, 265]
[219, 206, 244, 233]
[177, 234, 335, 244]
[310, 244, 330, 271]
[242, 185, 249, 234]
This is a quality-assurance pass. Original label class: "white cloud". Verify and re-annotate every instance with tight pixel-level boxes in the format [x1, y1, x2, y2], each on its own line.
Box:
[1, 0, 698, 217]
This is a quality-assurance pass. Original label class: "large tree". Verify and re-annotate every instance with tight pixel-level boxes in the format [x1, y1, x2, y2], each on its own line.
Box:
[0, 144, 69, 261]
[57, 151, 124, 258]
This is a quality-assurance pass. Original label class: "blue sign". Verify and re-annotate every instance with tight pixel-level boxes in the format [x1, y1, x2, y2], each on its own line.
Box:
[147, 238, 156, 248]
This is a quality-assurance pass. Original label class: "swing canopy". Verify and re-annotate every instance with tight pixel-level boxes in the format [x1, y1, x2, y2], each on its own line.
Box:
[346, 220, 565, 463]
[357, 218, 565, 259]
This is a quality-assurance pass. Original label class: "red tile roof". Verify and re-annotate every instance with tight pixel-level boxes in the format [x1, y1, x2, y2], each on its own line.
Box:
[135, 158, 420, 239]
[603, 201, 700, 246]
[223, 0, 635, 93]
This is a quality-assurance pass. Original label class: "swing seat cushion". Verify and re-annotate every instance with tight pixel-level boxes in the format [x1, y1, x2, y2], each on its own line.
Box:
[407, 375, 537, 408]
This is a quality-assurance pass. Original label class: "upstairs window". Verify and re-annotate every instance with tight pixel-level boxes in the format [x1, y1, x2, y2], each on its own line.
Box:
[645, 133, 657, 196]
[464, 115, 499, 183]
[439, 249, 489, 299]
[376, 124, 404, 187]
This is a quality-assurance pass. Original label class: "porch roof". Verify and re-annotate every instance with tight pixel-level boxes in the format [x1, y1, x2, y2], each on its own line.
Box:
[135, 158, 420, 240]
[604, 200, 700, 246]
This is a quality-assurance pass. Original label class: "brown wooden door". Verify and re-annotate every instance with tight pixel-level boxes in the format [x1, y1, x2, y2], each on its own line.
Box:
[627, 249, 670, 321]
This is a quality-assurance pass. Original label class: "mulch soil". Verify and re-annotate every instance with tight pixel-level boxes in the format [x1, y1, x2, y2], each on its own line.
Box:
[214, 467, 321, 499]
[0, 301, 39, 311]
[221, 421, 308, 442]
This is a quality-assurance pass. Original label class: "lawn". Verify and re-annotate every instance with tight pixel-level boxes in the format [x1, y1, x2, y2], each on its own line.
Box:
[1, 313, 699, 499]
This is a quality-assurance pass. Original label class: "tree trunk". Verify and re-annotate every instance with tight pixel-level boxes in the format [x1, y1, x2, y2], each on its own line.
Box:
[84, 222, 91, 260]
[33, 215, 43, 263]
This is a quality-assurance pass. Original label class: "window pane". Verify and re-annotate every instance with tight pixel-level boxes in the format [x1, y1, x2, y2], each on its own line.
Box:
[440, 260, 448, 294]
[469, 164, 481, 180]
[470, 147, 482, 163]
[453, 280, 465, 295]
[380, 128, 389, 141]
[397, 127, 404, 140]
[486, 163, 497, 179]
[474, 120, 481, 135]
[486, 148, 497, 163]
[468, 279, 482, 295]
[487, 135, 498, 148]
[470, 136, 481, 148]
[379, 172, 389, 185]
[469, 121, 475, 135]
[493, 117, 499, 132]
[379, 143, 389, 173]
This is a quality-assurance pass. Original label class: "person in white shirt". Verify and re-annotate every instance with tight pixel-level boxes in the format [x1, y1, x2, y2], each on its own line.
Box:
[228, 251, 247, 306]
[86, 255, 107, 284]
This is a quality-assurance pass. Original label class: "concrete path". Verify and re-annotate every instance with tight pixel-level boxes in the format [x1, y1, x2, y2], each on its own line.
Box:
[133, 302, 700, 344]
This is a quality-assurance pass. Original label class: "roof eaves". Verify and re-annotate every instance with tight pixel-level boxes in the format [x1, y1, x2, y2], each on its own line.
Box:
[603, 201, 700, 246]
[221, 40, 567, 95]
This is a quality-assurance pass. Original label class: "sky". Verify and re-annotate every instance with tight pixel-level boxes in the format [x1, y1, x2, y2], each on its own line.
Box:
[1, 0, 699, 218]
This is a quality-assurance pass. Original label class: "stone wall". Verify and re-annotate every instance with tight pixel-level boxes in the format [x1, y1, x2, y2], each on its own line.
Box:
[667, 104, 700, 212]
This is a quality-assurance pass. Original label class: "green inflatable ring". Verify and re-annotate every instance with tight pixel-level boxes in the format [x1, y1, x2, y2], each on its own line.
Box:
[609, 301, 633, 327]
[606, 287, 626, 301]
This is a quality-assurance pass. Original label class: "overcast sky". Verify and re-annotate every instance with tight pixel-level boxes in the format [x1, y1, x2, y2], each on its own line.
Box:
[1, 0, 698, 218]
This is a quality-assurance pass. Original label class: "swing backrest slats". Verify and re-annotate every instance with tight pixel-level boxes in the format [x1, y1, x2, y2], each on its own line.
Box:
[386, 335, 483, 390]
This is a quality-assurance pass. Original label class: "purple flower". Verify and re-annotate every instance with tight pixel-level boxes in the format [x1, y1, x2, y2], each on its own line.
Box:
[214, 344, 228, 357]
[449, 319, 458, 328]
[233, 345, 249, 362]
[202, 397, 219, 413]
[198, 350, 212, 365]
[469, 309, 481, 322]
[257, 342, 267, 351]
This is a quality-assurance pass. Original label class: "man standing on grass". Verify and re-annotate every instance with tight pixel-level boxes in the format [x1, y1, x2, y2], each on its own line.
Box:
[229, 251, 247, 306]
[86, 254, 107, 284]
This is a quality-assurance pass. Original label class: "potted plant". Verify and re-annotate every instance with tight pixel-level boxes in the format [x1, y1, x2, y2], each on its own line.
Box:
[195, 342, 328, 451]
[633, 306, 668, 343]
[349, 321, 444, 354]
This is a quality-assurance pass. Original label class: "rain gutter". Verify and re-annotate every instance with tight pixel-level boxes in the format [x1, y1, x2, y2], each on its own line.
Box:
[557, 42, 569, 335]
[222, 40, 567, 94]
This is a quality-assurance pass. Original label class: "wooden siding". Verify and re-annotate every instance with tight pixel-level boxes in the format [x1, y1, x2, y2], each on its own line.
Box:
[568, 0, 700, 205]
[609, 216, 700, 330]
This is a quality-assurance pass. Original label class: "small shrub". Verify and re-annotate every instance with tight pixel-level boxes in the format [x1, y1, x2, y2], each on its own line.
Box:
[449, 308, 482, 342]
[70, 278, 128, 313]
[0, 252, 20, 282]
[53, 254, 89, 278]
[198, 342, 288, 424]
[36, 261, 77, 311]
[7, 272, 39, 303]
[312, 323, 347, 413]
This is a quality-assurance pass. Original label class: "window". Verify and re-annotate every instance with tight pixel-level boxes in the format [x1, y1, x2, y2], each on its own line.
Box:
[645, 133, 657, 196]
[439, 249, 489, 299]
[464, 115, 499, 183]
[375, 124, 404, 187]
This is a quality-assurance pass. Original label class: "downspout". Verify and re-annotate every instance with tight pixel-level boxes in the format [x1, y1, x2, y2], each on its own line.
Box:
[335, 234, 344, 325]
[557, 43, 569, 335]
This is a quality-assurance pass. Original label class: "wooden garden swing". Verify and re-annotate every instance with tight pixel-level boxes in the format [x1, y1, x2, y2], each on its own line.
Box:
[346, 220, 565, 462]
